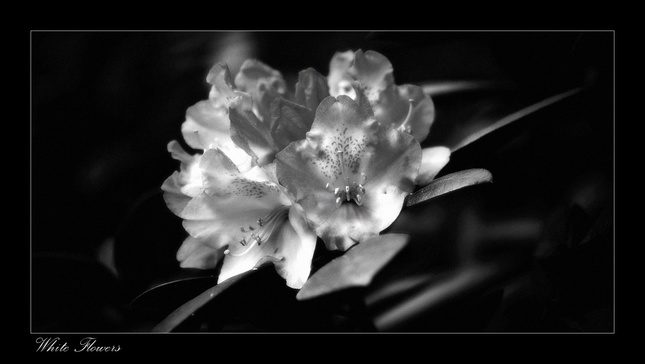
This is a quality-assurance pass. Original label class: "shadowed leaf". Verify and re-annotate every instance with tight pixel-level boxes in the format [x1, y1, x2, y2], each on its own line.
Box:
[296, 234, 410, 301]
[129, 275, 218, 314]
[152, 269, 257, 332]
[421, 80, 515, 97]
[406, 168, 493, 207]
[371, 263, 503, 331]
[450, 87, 582, 152]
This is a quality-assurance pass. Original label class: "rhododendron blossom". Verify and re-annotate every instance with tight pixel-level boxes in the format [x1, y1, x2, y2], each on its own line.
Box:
[162, 59, 329, 288]
[163, 50, 452, 289]
[170, 149, 316, 289]
[327, 49, 450, 186]
[276, 89, 422, 251]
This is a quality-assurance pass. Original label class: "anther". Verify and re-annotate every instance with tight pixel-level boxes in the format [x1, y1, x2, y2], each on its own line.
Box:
[345, 185, 351, 201]
[358, 184, 365, 194]
[336, 197, 343, 207]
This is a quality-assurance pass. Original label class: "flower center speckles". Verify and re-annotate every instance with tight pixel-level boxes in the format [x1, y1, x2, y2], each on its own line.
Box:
[229, 178, 279, 199]
[309, 126, 370, 207]
[311, 127, 368, 179]
[224, 206, 290, 256]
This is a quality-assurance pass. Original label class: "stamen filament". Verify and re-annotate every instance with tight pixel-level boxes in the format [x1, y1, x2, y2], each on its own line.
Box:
[398, 99, 415, 133]
[226, 238, 258, 256]
[227, 207, 289, 257]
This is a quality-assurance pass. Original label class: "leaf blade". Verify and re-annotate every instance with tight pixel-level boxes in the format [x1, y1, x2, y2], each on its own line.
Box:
[129, 275, 218, 312]
[296, 234, 410, 301]
[406, 168, 493, 207]
[421, 80, 514, 97]
[450, 87, 582, 152]
[151, 269, 255, 332]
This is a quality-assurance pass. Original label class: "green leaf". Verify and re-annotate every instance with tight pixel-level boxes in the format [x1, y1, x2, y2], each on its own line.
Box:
[296, 234, 410, 301]
[406, 168, 493, 207]
[151, 269, 257, 332]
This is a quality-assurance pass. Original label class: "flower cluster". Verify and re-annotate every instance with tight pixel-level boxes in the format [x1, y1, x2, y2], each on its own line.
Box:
[162, 50, 451, 289]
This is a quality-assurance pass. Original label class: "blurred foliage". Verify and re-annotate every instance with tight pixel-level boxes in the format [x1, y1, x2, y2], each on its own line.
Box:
[31, 31, 613, 333]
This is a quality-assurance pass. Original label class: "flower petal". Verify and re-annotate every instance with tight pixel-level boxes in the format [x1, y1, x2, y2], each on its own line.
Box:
[161, 172, 192, 216]
[181, 193, 279, 250]
[292, 94, 380, 187]
[349, 49, 395, 103]
[234, 59, 289, 122]
[375, 84, 436, 143]
[176, 235, 224, 269]
[328, 50, 356, 98]
[214, 141, 256, 173]
[328, 50, 435, 143]
[198, 148, 239, 196]
[218, 206, 316, 288]
[217, 240, 277, 284]
[277, 92, 421, 251]
[165, 140, 203, 197]
[180, 155, 288, 250]
[161, 141, 203, 216]
[315, 204, 372, 251]
[294, 68, 330, 110]
[229, 97, 280, 165]
[361, 127, 421, 193]
[268, 98, 314, 151]
[275, 94, 380, 226]
[416, 146, 451, 186]
[206, 63, 238, 109]
[315, 127, 421, 250]
[273, 207, 317, 288]
[181, 100, 230, 151]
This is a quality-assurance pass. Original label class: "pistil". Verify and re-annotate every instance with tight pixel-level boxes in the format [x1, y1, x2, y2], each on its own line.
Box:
[396, 99, 415, 134]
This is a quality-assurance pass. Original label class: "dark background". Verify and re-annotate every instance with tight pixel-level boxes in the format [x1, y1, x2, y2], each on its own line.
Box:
[30, 31, 614, 334]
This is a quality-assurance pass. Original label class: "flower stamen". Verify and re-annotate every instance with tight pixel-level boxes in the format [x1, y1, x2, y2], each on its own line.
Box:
[225, 206, 289, 256]
[329, 150, 368, 207]
[396, 99, 415, 134]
